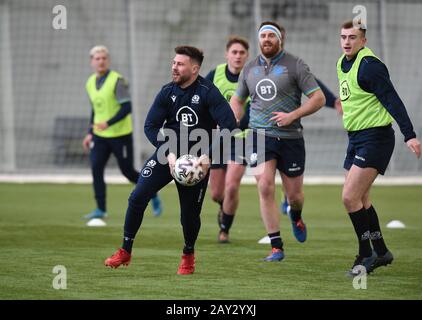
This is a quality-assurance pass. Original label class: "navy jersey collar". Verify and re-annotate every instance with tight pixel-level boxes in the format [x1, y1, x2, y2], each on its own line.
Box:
[225, 64, 240, 82]
[96, 69, 111, 89]
[341, 47, 365, 72]
[173, 75, 201, 94]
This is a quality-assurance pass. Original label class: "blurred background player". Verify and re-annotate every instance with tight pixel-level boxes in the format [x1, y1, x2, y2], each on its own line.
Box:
[337, 21, 421, 276]
[205, 36, 250, 243]
[104, 46, 237, 274]
[82, 45, 162, 219]
[231, 21, 325, 261]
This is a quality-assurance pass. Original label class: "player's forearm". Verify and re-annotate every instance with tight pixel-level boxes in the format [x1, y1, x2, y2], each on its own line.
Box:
[292, 90, 325, 120]
[230, 95, 246, 122]
[376, 88, 416, 142]
[316, 79, 337, 108]
[107, 101, 132, 126]
[88, 109, 94, 134]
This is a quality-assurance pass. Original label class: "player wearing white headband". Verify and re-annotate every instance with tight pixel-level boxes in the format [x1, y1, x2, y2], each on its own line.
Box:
[230, 21, 326, 262]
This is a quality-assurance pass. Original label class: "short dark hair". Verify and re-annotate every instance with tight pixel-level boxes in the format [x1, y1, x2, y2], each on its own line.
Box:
[174, 46, 204, 66]
[258, 21, 286, 36]
[226, 36, 249, 51]
[341, 20, 366, 36]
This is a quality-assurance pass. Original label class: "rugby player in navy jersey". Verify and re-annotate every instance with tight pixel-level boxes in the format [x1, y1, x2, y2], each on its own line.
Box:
[337, 21, 420, 276]
[104, 46, 237, 274]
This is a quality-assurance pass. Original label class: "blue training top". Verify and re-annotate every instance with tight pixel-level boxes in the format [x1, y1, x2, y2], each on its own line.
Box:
[144, 75, 238, 157]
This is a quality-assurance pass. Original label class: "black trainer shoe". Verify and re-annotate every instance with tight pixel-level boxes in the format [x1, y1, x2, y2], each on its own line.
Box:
[369, 250, 394, 273]
[347, 251, 378, 277]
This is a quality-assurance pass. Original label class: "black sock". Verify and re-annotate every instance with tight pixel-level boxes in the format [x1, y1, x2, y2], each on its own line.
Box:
[348, 207, 372, 257]
[289, 209, 302, 222]
[97, 200, 106, 212]
[183, 245, 194, 255]
[122, 236, 134, 254]
[268, 231, 283, 250]
[367, 205, 388, 256]
[219, 212, 234, 233]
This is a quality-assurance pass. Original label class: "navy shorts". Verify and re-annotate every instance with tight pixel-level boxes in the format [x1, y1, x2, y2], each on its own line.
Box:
[210, 140, 227, 170]
[344, 125, 395, 175]
[210, 131, 249, 169]
[246, 131, 305, 177]
[230, 135, 248, 166]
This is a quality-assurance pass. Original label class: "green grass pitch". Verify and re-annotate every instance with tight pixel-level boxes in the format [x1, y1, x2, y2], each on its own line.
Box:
[0, 183, 421, 299]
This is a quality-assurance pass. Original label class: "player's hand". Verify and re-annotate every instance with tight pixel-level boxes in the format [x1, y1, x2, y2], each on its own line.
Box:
[196, 154, 210, 176]
[167, 152, 177, 178]
[334, 98, 343, 115]
[94, 122, 109, 131]
[82, 134, 93, 152]
[270, 111, 295, 127]
[406, 138, 421, 158]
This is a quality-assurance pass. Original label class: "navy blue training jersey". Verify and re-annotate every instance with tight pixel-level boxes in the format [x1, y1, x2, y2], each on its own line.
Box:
[144, 75, 237, 157]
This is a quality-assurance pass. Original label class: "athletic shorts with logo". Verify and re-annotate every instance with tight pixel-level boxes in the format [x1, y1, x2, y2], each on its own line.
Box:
[344, 124, 395, 175]
[246, 130, 305, 177]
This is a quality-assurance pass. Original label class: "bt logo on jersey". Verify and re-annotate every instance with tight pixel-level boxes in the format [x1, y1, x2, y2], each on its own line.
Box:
[176, 106, 199, 127]
[256, 78, 277, 101]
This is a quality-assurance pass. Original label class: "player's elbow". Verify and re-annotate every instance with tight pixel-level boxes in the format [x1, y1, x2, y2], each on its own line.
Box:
[313, 90, 326, 109]
[230, 95, 245, 119]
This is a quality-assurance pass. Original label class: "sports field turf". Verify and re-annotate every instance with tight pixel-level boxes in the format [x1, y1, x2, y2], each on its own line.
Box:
[0, 183, 421, 300]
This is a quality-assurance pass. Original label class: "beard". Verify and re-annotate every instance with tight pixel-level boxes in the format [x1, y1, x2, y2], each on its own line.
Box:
[260, 41, 281, 58]
[172, 72, 191, 86]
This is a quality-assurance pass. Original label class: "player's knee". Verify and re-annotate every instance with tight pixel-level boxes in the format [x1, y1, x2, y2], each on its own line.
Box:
[225, 181, 240, 200]
[258, 180, 275, 198]
[128, 187, 148, 206]
[210, 188, 224, 203]
[121, 169, 138, 184]
[287, 192, 303, 207]
[342, 192, 359, 211]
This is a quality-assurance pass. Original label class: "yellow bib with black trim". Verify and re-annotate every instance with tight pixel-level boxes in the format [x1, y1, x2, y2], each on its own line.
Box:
[337, 47, 392, 131]
[213, 63, 250, 138]
[86, 70, 132, 138]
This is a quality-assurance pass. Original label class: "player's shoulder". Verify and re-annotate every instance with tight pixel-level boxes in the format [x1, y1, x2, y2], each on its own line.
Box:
[197, 76, 215, 92]
[246, 57, 260, 68]
[360, 55, 388, 75]
[282, 51, 306, 66]
[160, 81, 175, 93]
[196, 76, 225, 103]
[361, 55, 384, 67]
[205, 69, 216, 82]
[153, 82, 175, 102]
[240, 58, 259, 76]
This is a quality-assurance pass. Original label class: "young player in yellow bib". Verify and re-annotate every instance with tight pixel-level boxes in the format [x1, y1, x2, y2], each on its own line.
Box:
[206, 36, 250, 243]
[337, 21, 421, 276]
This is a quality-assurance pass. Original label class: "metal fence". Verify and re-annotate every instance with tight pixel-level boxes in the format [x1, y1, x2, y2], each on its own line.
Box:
[0, 0, 421, 176]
